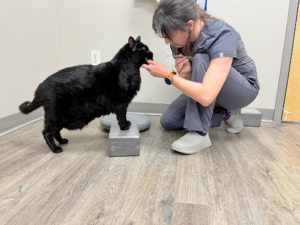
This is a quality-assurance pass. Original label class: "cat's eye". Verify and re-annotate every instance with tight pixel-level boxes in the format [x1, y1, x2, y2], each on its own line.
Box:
[142, 47, 147, 51]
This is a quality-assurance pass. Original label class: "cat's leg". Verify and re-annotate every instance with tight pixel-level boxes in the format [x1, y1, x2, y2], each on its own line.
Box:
[53, 128, 69, 145]
[43, 129, 63, 153]
[42, 116, 63, 153]
[115, 106, 131, 130]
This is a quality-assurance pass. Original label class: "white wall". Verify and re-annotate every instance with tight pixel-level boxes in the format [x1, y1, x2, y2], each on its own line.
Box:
[203, 0, 290, 109]
[0, 0, 59, 118]
[0, 0, 291, 120]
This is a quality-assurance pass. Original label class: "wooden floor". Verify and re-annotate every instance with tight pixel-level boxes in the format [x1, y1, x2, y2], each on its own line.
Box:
[0, 116, 300, 225]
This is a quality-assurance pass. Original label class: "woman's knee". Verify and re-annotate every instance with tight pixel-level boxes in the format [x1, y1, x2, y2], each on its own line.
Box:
[160, 114, 173, 130]
[159, 94, 187, 130]
[160, 113, 184, 130]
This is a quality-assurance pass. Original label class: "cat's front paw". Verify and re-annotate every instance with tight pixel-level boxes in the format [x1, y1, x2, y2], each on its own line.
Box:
[120, 121, 131, 130]
[59, 138, 69, 145]
[52, 146, 63, 153]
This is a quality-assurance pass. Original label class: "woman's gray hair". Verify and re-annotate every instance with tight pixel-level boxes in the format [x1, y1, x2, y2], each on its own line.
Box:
[152, 0, 217, 55]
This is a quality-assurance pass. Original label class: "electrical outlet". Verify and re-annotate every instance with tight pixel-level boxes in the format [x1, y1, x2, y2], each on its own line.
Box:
[91, 50, 100, 65]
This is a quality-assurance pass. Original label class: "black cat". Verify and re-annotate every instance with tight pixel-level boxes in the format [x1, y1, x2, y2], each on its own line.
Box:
[19, 36, 153, 153]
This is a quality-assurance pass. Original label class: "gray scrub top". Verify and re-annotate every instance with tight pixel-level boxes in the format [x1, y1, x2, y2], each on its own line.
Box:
[171, 19, 260, 90]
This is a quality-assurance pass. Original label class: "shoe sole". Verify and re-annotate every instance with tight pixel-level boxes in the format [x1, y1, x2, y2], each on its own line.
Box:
[171, 138, 212, 155]
[227, 127, 243, 134]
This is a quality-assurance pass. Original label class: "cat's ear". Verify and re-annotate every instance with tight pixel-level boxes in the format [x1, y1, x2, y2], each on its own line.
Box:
[136, 36, 141, 42]
[128, 36, 136, 49]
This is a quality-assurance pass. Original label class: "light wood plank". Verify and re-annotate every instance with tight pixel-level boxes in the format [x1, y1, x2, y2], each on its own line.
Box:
[247, 160, 300, 224]
[0, 118, 300, 224]
[59, 117, 178, 225]
[0, 119, 107, 224]
[172, 203, 227, 225]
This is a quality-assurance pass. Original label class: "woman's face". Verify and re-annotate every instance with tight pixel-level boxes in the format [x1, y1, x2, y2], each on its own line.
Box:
[163, 20, 199, 48]
[164, 30, 188, 48]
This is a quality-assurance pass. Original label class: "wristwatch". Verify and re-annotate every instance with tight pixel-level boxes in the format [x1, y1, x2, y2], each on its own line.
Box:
[164, 70, 177, 85]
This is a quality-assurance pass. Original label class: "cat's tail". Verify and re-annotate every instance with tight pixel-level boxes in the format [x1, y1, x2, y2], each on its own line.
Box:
[19, 97, 41, 114]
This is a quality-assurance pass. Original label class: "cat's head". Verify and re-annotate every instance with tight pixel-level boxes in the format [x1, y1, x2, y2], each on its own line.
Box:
[128, 36, 153, 66]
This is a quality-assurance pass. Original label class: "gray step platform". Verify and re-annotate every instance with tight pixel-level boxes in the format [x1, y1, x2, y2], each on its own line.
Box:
[108, 122, 140, 157]
[241, 108, 262, 127]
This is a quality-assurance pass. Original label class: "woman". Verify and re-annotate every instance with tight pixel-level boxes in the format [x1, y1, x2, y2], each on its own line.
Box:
[142, 0, 260, 154]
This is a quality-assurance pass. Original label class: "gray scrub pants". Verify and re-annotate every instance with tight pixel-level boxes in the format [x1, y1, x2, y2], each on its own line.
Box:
[160, 53, 259, 133]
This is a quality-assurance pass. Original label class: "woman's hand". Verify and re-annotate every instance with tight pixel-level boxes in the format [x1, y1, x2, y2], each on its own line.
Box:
[175, 54, 192, 74]
[142, 59, 171, 78]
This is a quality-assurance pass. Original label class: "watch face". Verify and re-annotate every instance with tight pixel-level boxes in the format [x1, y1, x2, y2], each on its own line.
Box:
[164, 77, 172, 85]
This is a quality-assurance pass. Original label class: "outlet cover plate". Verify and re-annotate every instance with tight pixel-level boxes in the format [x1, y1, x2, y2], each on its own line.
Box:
[91, 50, 100, 65]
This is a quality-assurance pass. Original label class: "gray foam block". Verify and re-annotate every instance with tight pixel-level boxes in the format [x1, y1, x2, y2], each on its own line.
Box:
[108, 122, 140, 157]
[241, 108, 262, 127]
[101, 113, 151, 132]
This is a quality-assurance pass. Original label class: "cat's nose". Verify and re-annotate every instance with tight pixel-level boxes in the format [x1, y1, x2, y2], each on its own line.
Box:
[148, 52, 154, 60]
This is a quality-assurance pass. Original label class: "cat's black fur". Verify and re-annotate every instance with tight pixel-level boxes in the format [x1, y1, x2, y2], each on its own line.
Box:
[19, 36, 153, 153]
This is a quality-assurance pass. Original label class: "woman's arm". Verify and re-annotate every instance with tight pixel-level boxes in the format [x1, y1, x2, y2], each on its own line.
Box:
[142, 57, 233, 106]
